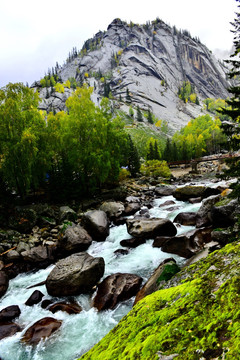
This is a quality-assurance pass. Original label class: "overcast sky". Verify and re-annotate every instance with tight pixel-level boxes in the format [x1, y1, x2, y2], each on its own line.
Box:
[0, 0, 237, 87]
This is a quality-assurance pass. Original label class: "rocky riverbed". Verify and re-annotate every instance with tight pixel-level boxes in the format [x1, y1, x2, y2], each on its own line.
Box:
[0, 173, 239, 359]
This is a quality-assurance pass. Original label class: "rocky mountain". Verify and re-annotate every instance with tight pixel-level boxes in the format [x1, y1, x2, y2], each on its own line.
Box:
[35, 18, 230, 131]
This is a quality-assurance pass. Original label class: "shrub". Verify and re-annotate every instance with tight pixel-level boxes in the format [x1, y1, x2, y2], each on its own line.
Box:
[140, 160, 171, 179]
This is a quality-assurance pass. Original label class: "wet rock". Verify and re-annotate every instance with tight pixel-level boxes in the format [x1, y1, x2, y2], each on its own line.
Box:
[173, 185, 206, 201]
[211, 229, 231, 245]
[58, 224, 92, 254]
[59, 206, 77, 223]
[0, 271, 9, 298]
[82, 210, 109, 241]
[0, 322, 21, 340]
[152, 236, 172, 248]
[46, 252, 105, 296]
[211, 198, 238, 228]
[120, 237, 146, 248]
[155, 185, 176, 196]
[0, 305, 21, 323]
[160, 227, 212, 258]
[189, 197, 202, 204]
[173, 212, 197, 226]
[21, 317, 62, 345]
[41, 299, 53, 309]
[48, 302, 82, 314]
[196, 195, 221, 228]
[5, 249, 20, 261]
[93, 273, 142, 311]
[25, 290, 44, 306]
[126, 218, 177, 240]
[134, 259, 179, 305]
[124, 202, 141, 216]
[21, 245, 56, 263]
[100, 201, 125, 220]
[114, 249, 130, 256]
[159, 200, 176, 207]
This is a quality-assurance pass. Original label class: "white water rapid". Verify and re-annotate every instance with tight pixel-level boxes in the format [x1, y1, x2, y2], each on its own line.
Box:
[0, 192, 204, 360]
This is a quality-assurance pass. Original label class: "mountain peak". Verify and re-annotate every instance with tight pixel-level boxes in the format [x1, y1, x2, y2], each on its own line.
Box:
[37, 19, 230, 131]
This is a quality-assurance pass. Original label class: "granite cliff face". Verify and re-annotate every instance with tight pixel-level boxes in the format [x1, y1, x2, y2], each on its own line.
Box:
[36, 18, 230, 131]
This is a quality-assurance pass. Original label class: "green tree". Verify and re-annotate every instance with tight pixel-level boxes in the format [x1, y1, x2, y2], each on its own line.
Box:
[127, 135, 140, 177]
[136, 106, 143, 122]
[147, 109, 154, 124]
[126, 88, 132, 103]
[53, 86, 128, 195]
[0, 83, 48, 198]
[219, 0, 240, 197]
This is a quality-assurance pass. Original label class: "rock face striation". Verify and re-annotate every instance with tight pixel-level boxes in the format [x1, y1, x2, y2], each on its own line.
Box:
[35, 18, 230, 131]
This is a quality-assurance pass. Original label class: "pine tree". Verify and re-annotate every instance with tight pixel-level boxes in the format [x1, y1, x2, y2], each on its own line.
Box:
[154, 140, 160, 160]
[136, 106, 143, 122]
[219, 0, 240, 198]
[128, 135, 140, 177]
[146, 142, 155, 160]
[147, 109, 154, 124]
[126, 88, 131, 103]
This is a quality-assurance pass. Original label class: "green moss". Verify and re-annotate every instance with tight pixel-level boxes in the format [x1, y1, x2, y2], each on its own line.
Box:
[215, 197, 232, 207]
[79, 240, 240, 360]
[157, 263, 180, 284]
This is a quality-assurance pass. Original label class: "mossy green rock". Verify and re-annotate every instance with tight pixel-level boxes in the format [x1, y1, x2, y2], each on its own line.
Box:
[173, 185, 205, 201]
[79, 240, 240, 360]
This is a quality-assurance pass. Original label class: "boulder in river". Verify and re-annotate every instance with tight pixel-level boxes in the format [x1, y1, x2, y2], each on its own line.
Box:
[100, 201, 125, 220]
[160, 227, 212, 258]
[21, 317, 62, 345]
[58, 224, 92, 254]
[155, 185, 176, 196]
[93, 273, 143, 311]
[46, 252, 105, 296]
[120, 237, 146, 248]
[0, 271, 9, 299]
[0, 305, 21, 323]
[126, 218, 177, 239]
[0, 322, 22, 340]
[173, 185, 206, 201]
[25, 290, 44, 306]
[82, 210, 109, 241]
[48, 302, 82, 314]
[196, 194, 221, 228]
[173, 212, 197, 226]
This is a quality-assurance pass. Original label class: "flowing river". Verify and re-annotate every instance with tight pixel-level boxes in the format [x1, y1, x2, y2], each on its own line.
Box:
[0, 191, 204, 360]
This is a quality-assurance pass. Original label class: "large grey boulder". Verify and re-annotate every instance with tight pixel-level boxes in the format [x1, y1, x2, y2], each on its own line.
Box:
[196, 194, 221, 228]
[46, 252, 105, 296]
[211, 198, 239, 228]
[126, 218, 177, 239]
[155, 185, 176, 196]
[160, 227, 212, 258]
[100, 201, 125, 220]
[58, 224, 92, 253]
[93, 273, 142, 311]
[82, 210, 109, 241]
[173, 186, 206, 201]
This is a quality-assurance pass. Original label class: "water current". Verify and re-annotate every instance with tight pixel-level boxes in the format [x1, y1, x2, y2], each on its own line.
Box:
[0, 192, 204, 360]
